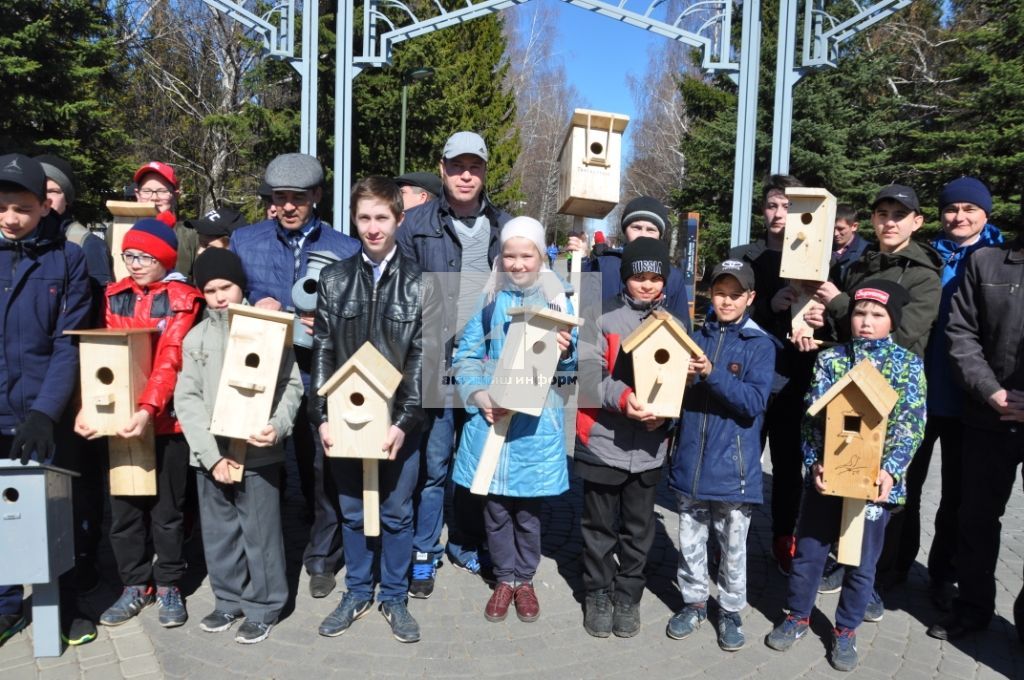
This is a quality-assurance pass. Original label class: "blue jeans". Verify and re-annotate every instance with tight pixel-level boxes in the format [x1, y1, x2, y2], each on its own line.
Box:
[786, 486, 890, 630]
[412, 408, 453, 560]
[330, 440, 421, 603]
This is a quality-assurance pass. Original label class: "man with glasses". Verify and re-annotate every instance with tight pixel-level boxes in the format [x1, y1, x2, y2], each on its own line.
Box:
[230, 153, 359, 600]
[132, 161, 199, 277]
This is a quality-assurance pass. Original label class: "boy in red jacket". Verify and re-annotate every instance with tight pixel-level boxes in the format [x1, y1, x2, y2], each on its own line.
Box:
[75, 218, 202, 628]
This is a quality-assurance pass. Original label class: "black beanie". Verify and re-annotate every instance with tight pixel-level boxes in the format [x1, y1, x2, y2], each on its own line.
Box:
[620, 237, 671, 284]
[193, 247, 247, 292]
[621, 196, 670, 237]
[848, 279, 910, 332]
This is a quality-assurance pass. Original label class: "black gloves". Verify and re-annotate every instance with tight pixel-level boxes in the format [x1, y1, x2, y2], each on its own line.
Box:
[9, 410, 55, 465]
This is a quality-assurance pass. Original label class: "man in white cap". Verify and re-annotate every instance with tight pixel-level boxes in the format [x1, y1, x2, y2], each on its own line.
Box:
[397, 131, 511, 598]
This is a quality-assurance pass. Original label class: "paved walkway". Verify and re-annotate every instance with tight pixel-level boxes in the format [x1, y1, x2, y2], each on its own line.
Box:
[2, 440, 1023, 679]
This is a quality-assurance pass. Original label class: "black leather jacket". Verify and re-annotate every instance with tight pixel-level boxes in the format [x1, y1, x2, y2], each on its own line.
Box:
[308, 250, 431, 435]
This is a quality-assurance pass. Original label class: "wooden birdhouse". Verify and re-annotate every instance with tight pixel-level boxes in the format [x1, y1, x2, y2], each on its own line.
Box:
[106, 201, 157, 281]
[66, 328, 158, 495]
[620, 310, 704, 418]
[806, 358, 898, 566]
[487, 306, 583, 418]
[780, 187, 837, 282]
[557, 109, 630, 218]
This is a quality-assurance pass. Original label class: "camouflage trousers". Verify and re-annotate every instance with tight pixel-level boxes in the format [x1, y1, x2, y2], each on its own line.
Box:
[676, 494, 752, 613]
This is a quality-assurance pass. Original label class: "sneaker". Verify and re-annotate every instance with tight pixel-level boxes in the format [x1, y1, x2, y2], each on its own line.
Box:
[485, 582, 514, 622]
[156, 585, 188, 627]
[772, 535, 796, 576]
[819, 560, 844, 594]
[766, 614, 809, 651]
[318, 592, 373, 637]
[0, 614, 27, 646]
[863, 590, 884, 623]
[612, 597, 640, 638]
[61, 616, 97, 646]
[717, 610, 745, 651]
[583, 591, 613, 638]
[235, 620, 273, 644]
[513, 582, 540, 622]
[666, 603, 707, 640]
[380, 600, 420, 643]
[830, 627, 859, 671]
[99, 585, 154, 626]
[409, 553, 436, 599]
[448, 551, 481, 576]
[200, 610, 242, 633]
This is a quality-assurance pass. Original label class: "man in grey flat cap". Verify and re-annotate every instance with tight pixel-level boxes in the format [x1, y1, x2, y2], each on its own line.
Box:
[394, 172, 442, 210]
[230, 153, 360, 599]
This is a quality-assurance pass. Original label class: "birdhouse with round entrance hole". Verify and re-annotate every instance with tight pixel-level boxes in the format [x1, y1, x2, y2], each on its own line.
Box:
[557, 109, 630, 218]
[620, 310, 704, 419]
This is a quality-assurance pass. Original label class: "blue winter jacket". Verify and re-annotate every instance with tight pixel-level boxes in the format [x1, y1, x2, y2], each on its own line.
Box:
[830, 232, 871, 282]
[229, 217, 359, 310]
[0, 223, 91, 433]
[586, 249, 691, 331]
[451, 285, 576, 498]
[926, 223, 1003, 417]
[668, 313, 777, 503]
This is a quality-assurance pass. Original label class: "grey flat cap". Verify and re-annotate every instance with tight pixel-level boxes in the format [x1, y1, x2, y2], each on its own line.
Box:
[442, 131, 489, 162]
[264, 153, 324, 191]
[394, 171, 443, 198]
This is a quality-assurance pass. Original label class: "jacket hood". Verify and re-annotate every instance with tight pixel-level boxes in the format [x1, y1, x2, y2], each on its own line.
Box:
[865, 239, 944, 273]
[0, 210, 64, 252]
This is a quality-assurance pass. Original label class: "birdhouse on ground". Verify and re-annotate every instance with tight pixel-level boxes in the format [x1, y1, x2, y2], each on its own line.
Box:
[779, 187, 837, 283]
[806, 358, 898, 566]
[487, 306, 583, 418]
[66, 328, 158, 495]
[620, 310, 704, 419]
[318, 342, 402, 461]
[107, 201, 157, 281]
[557, 109, 630, 218]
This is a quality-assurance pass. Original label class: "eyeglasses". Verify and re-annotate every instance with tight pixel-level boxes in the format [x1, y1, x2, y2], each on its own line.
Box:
[138, 188, 173, 198]
[121, 252, 158, 266]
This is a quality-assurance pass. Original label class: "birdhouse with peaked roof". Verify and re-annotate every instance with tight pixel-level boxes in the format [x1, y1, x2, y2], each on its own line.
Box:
[620, 310, 704, 418]
[807, 359, 898, 501]
[780, 187, 837, 283]
[557, 109, 630, 218]
[107, 200, 157, 281]
[487, 306, 583, 418]
[318, 342, 403, 460]
[209, 304, 294, 441]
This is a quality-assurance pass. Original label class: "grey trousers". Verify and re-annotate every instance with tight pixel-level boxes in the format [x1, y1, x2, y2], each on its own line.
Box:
[196, 463, 287, 624]
[676, 494, 752, 613]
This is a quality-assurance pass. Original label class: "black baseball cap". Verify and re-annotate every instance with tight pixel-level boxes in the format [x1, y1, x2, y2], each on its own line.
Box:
[185, 207, 247, 237]
[872, 184, 920, 213]
[0, 154, 47, 200]
[710, 259, 756, 292]
[394, 171, 443, 199]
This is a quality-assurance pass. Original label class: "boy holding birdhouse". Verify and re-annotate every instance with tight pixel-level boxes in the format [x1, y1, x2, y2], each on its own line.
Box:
[666, 259, 777, 652]
[75, 218, 202, 629]
[766, 279, 925, 672]
[174, 248, 303, 644]
[309, 177, 430, 644]
[574, 238, 680, 639]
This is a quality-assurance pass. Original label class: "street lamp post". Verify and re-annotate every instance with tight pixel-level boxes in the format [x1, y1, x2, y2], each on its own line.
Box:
[399, 66, 435, 175]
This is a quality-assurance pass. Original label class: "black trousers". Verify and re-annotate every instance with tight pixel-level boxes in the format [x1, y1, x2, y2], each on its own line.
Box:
[297, 395, 343, 575]
[954, 425, 1024, 625]
[108, 434, 189, 586]
[765, 392, 805, 538]
[580, 468, 661, 604]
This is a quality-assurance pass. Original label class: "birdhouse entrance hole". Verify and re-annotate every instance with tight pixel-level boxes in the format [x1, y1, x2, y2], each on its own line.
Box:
[350, 392, 365, 407]
[800, 212, 813, 225]
[654, 349, 670, 365]
[96, 367, 115, 385]
[2, 487, 19, 503]
[589, 141, 604, 155]
[244, 353, 260, 368]
[532, 340, 546, 355]
[303, 279, 318, 294]
[843, 415, 861, 433]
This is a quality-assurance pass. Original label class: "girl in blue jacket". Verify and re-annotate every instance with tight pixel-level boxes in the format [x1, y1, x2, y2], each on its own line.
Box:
[667, 260, 777, 651]
[452, 217, 575, 626]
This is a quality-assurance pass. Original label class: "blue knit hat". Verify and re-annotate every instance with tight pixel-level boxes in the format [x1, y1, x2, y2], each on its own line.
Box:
[939, 177, 992, 216]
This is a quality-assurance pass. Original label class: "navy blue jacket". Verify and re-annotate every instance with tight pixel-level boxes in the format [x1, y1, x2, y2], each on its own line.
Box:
[0, 221, 91, 433]
[830, 232, 870, 282]
[229, 217, 359, 310]
[669, 314, 777, 504]
[585, 249, 691, 331]
[396, 192, 510, 274]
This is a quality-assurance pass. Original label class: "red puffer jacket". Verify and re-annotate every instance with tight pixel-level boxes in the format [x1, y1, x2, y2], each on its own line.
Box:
[104, 275, 202, 435]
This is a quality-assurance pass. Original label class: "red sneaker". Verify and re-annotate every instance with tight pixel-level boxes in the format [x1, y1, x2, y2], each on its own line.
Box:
[513, 583, 540, 622]
[485, 582, 514, 622]
[773, 535, 797, 576]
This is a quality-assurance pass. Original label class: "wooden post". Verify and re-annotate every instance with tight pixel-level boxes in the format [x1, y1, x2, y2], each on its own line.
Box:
[227, 439, 247, 483]
[470, 415, 511, 496]
[108, 429, 157, 496]
[837, 498, 867, 566]
[106, 201, 157, 281]
[363, 459, 380, 537]
[570, 216, 585, 301]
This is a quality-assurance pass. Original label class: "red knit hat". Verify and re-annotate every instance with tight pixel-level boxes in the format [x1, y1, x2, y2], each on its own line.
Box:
[123, 218, 178, 270]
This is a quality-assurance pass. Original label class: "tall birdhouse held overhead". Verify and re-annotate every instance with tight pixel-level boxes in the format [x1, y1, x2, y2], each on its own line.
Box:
[107, 201, 157, 281]
[318, 342, 403, 460]
[209, 304, 294, 441]
[488, 307, 583, 418]
[621, 310, 704, 419]
[807, 359, 898, 501]
[779, 187, 837, 283]
[557, 109, 630, 218]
